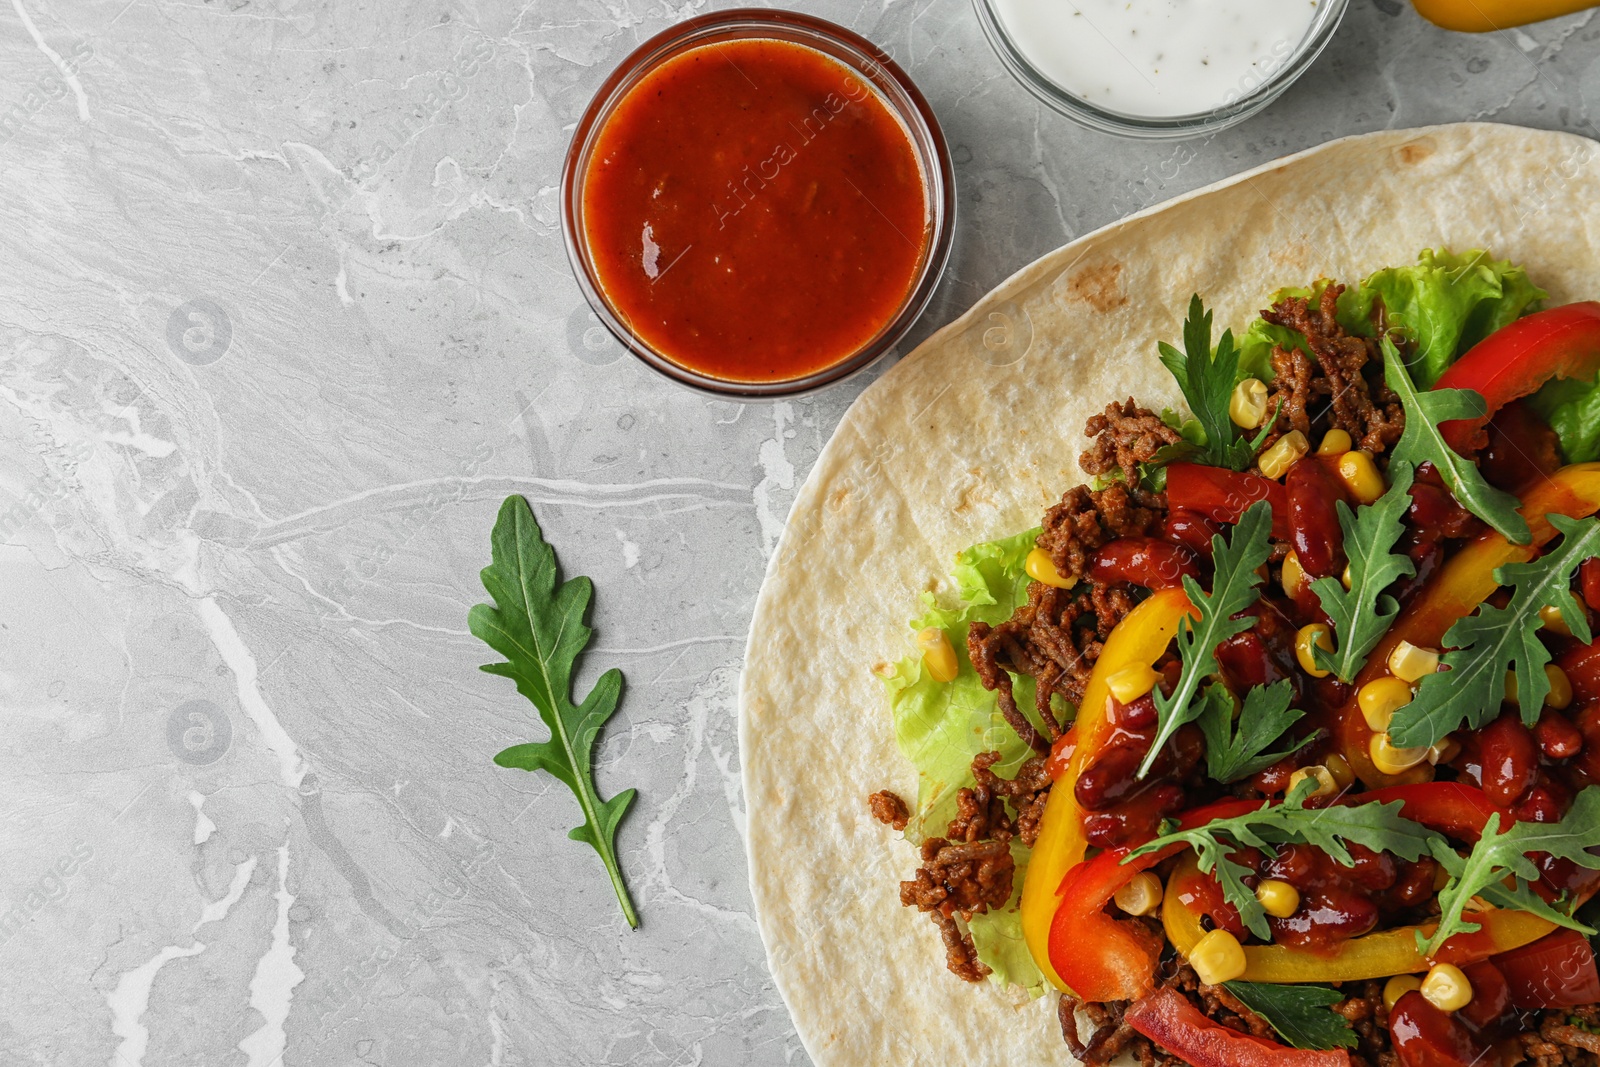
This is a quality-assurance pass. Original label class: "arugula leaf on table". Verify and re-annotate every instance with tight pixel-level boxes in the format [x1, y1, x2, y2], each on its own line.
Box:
[469, 495, 641, 929]
[1137, 500, 1275, 779]
[1196, 680, 1312, 784]
[1382, 336, 1531, 545]
[1389, 514, 1600, 749]
[1311, 462, 1418, 683]
[1158, 296, 1276, 472]
[1419, 785, 1600, 956]
[1126, 778, 1442, 940]
[1225, 981, 1359, 1051]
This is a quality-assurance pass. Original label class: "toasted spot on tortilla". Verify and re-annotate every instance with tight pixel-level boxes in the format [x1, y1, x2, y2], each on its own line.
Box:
[1065, 261, 1127, 312]
[1397, 139, 1435, 164]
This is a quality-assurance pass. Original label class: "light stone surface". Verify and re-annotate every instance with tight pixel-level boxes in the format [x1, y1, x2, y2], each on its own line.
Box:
[1, 2, 1597, 1065]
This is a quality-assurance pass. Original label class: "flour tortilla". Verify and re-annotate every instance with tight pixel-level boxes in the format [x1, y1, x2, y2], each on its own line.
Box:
[739, 123, 1600, 1067]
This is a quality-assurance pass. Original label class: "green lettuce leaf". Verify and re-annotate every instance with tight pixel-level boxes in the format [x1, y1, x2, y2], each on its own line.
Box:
[1529, 372, 1600, 464]
[880, 527, 1047, 994]
[1348, 249, 1546, 387]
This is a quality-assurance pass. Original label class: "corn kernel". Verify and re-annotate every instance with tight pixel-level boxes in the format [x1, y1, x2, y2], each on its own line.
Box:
[1359, 676, 1414, 733]
[1259, 431, 1310, 480]
[1230, 378, 1270, 430]
[1282, 552, 1307, 600]
[1506, 670, 1519, 705]
[1189, 929, 1248, 985]
[1318, 428, 1354, 456]
[1541, 604, 1574, 636]
[1337, 450, 1386, 505]
[1325, 753, 1356, 790]
[1388, 641, 1441, 683]
[1025, 547, 1074, 589]
[1384, 975, 1423, 1011]
[1256, 879, 1300, 919]
[916, 627, 959, 684]
[1341, 563, 1353, 591]
[1108, 663, 1159, 706]
[1371, 733, 1430, 775]
[1427, 737, 1461, 766]
[1433, 864, 1451, 891]
[1114, 871, 1164, 917]
[1421, 963, 1473, 1013]
[1547, 664, 1574, 710]
[1295, 623, 1333, 678]
[1288, 765, 1339, 799]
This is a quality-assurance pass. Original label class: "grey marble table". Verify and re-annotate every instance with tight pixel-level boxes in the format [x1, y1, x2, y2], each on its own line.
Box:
[2, 1, 1598, 1064]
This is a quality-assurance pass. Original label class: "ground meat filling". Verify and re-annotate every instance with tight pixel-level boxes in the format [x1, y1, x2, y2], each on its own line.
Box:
[1259, 284, 1405, 455]
[867, 790, 909, 831]
[885, 753, 1055, 983]
[1039, 482, 1167, 587]
[1081, 398, 1186, 487]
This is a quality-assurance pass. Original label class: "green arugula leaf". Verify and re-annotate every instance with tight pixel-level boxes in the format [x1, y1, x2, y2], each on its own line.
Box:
[1158, 296, 1270, 471]
[1389, 514, 1600, 749]
[469, 495, 640, 928]
[1138, 500, 1274, 779]
[1382, 337, 1530, 544]
[1311, 462, 1418, 682]
[1419, 785, 1600, 956]
[1126, 778, 1442, 939]
[1197, 681, 1312, 784]
[1225, 981, 1359, 1051]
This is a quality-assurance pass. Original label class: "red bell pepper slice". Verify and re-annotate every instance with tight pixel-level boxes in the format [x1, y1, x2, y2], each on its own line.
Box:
[1492, 929, 1600, 1009]
[1047, 798, 1260, 1003]
[1434, 301, 1600, 456]
[1166, 463, 1289, 539]
[1125, 986, 1353, 1067]
[1090, 536, 1202, 590]
[1354, 782, 1512, 841]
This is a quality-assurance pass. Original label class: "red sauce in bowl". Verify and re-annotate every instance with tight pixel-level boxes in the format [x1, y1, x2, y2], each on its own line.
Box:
[579, 36, 932, 384]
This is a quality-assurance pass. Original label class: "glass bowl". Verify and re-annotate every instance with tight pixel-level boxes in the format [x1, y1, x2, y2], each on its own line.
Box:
[970, 0, 1350, 139]
[561, 9, 956, 399]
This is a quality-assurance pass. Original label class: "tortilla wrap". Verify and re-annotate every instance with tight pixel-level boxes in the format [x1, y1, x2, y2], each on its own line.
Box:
[739, 122, 1600, 1067]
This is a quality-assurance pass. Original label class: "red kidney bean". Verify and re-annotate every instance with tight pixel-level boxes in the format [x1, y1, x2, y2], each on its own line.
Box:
[1082, 782, 1185, 849]
[1386, 858, 1439, 909]
[1249, 755, 1298, 797]
[1514, 781, 1569, 823]
[1560, 639, 1600, 708]
[1394, 536, 1444, 607]
[1335, 843, 1397, 894]
[1408, 464, 1479, 543]
[1536, 711, 1584, 761]
[1262, 842, 1317, 884]
[1269, 886, 1380, 950]
[1583, 559, 1600, 613]
[1479, 400, 1562, 494]
[1163, 508, 1222, 557]
[1457, 962, 1513, 1035]
[1477, 711, 1539, 808]
[1075, 743, 1146, 812]
[1090, 537, 1201, 591]
[1389, 991, 1490, 1067]
[1109, 694, 1158, 731]
[1286, 454, 1351, 579]
[1572, 705, 1600, 786]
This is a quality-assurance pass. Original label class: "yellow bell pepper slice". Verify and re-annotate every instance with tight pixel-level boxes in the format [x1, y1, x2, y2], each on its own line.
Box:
[1340, 463, 1600, 788]
[1162, 853, 1554, 983]
[1021, 586, 1196, 990]
[1412, 0, 1598, 32]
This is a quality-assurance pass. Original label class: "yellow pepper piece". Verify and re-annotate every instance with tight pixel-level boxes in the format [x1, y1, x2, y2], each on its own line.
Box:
[1412, 0, 1598, 32]
[1021, 587, 1196, 991]
[915, 627, 959, 683]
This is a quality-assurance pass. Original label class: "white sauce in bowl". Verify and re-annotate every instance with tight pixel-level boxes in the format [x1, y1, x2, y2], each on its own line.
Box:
[991, 0, 1324, 118]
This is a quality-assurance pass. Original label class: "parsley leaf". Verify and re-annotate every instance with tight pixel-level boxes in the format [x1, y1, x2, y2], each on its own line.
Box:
[1158, 296, 1274, 471]
[1382, 336, 1530, 545]
[470, 495, 641, 928]
[1389, 513, 1600, 749]
[1419, 785, 1600, 956]
[1225, 981, 1359, 1051]
[1126, 778, 1441, 939]
[1197, 680, 1312, 784]
[1138, 500, 1274, 779]
[1311, 462, 1418, 682]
